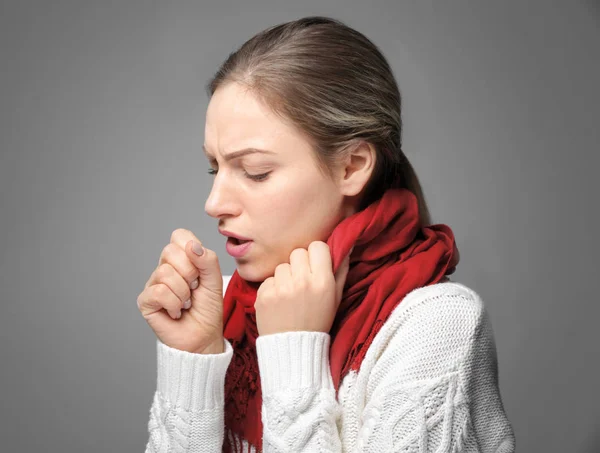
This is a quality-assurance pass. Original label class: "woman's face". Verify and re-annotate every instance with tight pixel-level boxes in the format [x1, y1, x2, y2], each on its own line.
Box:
[203, 82, 347, 282]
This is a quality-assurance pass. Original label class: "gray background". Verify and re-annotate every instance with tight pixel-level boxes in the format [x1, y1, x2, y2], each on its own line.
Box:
[1, 1, 599, 452]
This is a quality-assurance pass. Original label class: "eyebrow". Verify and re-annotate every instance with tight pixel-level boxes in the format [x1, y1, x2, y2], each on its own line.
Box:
[202, 146, 276, 162]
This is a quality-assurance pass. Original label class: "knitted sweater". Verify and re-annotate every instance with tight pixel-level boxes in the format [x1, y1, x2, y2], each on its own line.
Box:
[145, 277, 515, 452]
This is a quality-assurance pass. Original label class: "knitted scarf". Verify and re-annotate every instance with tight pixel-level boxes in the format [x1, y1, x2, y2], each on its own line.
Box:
[221, 187, 460, 452]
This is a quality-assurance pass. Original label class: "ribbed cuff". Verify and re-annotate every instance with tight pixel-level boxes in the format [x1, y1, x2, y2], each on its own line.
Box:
[256, 331, 334, 394]
[156, 338, 233, 412]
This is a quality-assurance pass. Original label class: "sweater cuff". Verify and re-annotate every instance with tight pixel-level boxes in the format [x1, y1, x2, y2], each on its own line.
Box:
[156, 338, 233, 412]
[256, 331, 334, 394]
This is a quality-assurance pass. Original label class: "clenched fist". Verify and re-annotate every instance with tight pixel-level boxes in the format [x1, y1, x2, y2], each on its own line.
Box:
[137, 228, 224, 354]
[255, 241, 351, 336]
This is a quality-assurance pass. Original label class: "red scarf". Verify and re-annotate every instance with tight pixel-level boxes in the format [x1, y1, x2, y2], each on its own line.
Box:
[221, 188, 460, 452]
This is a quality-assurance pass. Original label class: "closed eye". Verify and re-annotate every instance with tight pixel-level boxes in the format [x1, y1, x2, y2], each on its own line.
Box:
[207, 168, 271, 182]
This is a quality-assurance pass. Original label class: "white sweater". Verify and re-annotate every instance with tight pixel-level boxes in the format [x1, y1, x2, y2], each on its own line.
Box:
[145, 277, 515, 452]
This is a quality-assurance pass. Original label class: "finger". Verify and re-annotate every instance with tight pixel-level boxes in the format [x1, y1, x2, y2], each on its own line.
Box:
[185, 241, 223, 300]
[145, 263, 192, 310]
[289, 248, 310, 280]
[170, 228, 202, 250]
[138, 283, 185, 319]
[169, 228, 205, 287]
[169, 228, 222, 298]
[156, 242, 199, 290]
[274, 262, 292, 291]
[257, 276, 274, 294]
[307, 241, 333, 278]
[256, 276, 274, 303]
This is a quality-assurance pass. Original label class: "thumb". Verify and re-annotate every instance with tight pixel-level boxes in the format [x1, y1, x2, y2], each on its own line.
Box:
[186, 240, 223, 300]
[334, 248, 352, 306]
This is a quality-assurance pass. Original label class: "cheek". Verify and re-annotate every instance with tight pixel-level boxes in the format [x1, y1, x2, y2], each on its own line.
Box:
[265, 176, 324, 225]
[242, 172, 339, 279]
[251, 175, 310, 225]
[260, 178, 338, 246]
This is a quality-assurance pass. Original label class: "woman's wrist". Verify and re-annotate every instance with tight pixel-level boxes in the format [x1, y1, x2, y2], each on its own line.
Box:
[195, 337, 225, 355]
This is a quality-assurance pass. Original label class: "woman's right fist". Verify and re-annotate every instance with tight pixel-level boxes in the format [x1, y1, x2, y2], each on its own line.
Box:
[137, 228, 224, 354]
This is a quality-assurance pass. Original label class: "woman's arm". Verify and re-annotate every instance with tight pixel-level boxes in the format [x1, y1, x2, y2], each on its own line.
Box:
[145, 338, 233, 453]
[256, 287, 515, 452]
[256, 331, 342, 452]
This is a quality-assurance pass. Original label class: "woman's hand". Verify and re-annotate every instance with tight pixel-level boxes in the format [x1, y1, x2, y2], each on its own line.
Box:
[255, 241, 351, 336]
[137, 228, 225, 354]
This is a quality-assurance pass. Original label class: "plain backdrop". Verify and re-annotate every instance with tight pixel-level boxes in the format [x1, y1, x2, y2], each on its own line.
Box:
[1, 1, 599, 452]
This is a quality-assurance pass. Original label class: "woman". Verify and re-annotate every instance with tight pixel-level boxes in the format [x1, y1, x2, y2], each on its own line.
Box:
[138, 16, 515, 452]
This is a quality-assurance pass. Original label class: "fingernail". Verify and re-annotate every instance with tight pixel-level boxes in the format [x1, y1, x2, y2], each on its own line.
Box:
[190, 278, 199, 290]
[192, 241, 204, 256]
[183, 299, 192, 309]
[174, 310, 182, 319]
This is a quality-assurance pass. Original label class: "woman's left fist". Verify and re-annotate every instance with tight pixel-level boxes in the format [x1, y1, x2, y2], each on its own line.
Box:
[255, 241, 351, 336]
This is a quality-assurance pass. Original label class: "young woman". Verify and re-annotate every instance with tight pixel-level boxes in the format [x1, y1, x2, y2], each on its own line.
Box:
[137, 16, 515, 453]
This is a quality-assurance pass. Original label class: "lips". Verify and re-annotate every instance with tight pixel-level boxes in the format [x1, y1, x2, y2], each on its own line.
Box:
[219, 228, 253, 258]
[218, 229, 251, 242]
[225, 236, 253, 258]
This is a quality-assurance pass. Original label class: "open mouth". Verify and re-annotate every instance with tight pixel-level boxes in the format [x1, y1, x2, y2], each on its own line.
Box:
[230, 237, 251, 245]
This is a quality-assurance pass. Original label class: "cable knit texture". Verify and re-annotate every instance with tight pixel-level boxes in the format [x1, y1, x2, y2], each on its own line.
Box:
[145, 277, 515, 452]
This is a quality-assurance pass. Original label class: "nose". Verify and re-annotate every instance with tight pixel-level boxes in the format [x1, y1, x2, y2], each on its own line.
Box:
[204, 170, 240, 219]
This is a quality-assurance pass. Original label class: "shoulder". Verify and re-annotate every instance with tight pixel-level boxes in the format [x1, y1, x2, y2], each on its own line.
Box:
[364, 281, 494, 382]
[394, 280, 486, 323]
[386, 280, 488, 341]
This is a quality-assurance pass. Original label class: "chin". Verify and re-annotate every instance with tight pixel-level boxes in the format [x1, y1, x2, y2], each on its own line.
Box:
[235, 261, 271, 283]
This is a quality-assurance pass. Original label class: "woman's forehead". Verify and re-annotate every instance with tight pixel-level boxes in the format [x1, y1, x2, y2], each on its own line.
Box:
[205, 85, 307, 159]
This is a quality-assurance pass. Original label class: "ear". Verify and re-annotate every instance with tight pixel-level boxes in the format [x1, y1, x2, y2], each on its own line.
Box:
[335, 141, 377, 197]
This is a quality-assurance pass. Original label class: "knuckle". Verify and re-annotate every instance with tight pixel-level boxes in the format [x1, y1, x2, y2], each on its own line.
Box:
[184, 268, 198, 284]
[290, 248, 307, 260]
[161, 245, 196, 283]
[170, 228, 189, 243]
[154, 285, 179, 309]
[309, 241, 328, 253]
[159, 242, 177, 265]
[258, 291, 273, 305]
[164, 242, 178, 256]
[173, 279, 189, 303]
[160, 243, 174, 262]
[156, 263, 173, 280]
[257, 278, 272, 296]
[275, 263, 288, 272]
[153, 282, 170, 300]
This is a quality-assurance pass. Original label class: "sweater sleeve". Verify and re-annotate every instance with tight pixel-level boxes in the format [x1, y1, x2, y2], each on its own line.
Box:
[256, 331, 341, 452]
[145, 338, 233, 453]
